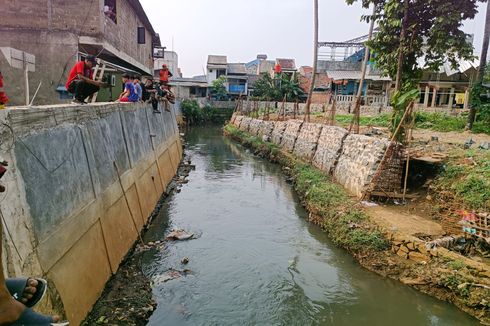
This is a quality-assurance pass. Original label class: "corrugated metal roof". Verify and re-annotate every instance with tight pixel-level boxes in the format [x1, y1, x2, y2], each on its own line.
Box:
[207, 55, 227, 65]
[227, 63, 247, 75]
[416, 56, 479, 76]
[326, 70, 391, 81]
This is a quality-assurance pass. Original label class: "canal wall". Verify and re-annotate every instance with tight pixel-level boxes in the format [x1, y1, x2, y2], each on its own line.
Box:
[232, 115, 400, 198]
[0, 102, 182, 325]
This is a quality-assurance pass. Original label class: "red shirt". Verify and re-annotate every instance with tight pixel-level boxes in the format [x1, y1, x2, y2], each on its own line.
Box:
[159, 69, 170, 82]
[66, 61, 93, 89]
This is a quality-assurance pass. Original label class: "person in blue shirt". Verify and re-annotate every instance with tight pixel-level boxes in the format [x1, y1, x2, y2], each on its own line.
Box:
[117, 74, 139, 102]
[133, 75, 143, 101]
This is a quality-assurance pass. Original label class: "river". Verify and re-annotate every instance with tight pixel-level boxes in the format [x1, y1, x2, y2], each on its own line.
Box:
[141, 127, 477, 326]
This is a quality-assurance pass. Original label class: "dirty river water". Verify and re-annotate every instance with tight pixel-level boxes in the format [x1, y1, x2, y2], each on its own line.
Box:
[142, 127, 477, 326]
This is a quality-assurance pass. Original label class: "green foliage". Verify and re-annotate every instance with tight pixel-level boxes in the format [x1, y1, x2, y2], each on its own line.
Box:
[252, 73, 305, 102]
[434, 150, 490, 210]
[448, 260, 466, 271]
[391, 89, 420, 141]
[346, 0, 482, 85]
[211, 76, 228, 99]
[181, 100, 233, 125]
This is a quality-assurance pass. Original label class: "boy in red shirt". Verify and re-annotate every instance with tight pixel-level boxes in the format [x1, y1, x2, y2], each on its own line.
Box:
[0, 71, 8, 109]
[66, 55, 107, 104]
[159, 64, 173, 86]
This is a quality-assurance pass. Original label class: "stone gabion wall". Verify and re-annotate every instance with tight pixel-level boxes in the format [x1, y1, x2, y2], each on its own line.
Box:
[280, 120, 303, 152]
[293, 123, 323, 162]
[312, 126, 348, 174]
[333, 135, 390, 198]
[271, 121, 288, 145]
[233, 115, 243, 128]
[239, 117, 253, 132]
[257, 121, 275, 139]
[248, 119, 262, 136]
[231, 116, 401, 198]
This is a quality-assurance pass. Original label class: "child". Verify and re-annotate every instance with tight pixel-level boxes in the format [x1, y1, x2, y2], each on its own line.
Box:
[117, 74, 139, 102]
[133, 75, 143, 101]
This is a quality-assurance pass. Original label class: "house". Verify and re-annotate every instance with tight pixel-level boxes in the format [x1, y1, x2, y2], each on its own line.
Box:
[298, 66, 332, 104]
[0, 0, 160, 105]
[169, 76, 208, 99]
[207, 55, 228, 84]
[245, 54, 269, 75]
[226, 63, 248, 97]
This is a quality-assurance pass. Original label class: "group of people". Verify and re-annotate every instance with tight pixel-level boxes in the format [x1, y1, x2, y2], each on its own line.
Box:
[65, 55, 175, 113]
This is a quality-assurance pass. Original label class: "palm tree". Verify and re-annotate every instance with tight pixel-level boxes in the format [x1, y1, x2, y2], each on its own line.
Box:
[468, 1, 490, 129]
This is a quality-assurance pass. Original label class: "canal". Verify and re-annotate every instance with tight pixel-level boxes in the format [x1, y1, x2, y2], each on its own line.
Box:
[141, 127, 477, 326]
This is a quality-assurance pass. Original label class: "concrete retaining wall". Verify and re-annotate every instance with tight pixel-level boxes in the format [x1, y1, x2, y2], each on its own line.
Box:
[232, 116, 400, 199]
[0, 102, 182, 325]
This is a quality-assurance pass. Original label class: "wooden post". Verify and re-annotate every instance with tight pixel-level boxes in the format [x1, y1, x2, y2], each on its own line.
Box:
[431, 87, 437, 108]
[423, 85, 430, 108]
[304, 0, 319, 123]
[23, 52, 29, 106]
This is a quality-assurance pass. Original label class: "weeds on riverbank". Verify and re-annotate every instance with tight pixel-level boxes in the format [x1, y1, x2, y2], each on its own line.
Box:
[431, 149, 490, 211]
[224, 124, 388, 253]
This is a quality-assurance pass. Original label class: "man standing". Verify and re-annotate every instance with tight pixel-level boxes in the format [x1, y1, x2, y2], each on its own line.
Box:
[66, 55, 107, 104]
[159, 64, 173, 86]
[133, 75, 143, 101]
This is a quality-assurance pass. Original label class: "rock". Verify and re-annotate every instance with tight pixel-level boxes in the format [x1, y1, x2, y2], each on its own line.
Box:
[181, 257, 189, 264]
[479, 142, 490, 150]
[431, 136, 439, 142]
[397, 249, 408, 258]
[166, 230, 194, 241]
[399, 245, 410, 253]
[409, 251, 429, 263]
[400, 277, 428, 285]
[406, 242, 417, 251]
[429, 249, 439, 257]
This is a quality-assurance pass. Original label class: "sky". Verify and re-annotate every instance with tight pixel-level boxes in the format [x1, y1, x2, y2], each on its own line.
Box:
[140, 0, 488, 78]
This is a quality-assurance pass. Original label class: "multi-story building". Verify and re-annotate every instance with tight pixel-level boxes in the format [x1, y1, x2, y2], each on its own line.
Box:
[0, 0, 160, 105]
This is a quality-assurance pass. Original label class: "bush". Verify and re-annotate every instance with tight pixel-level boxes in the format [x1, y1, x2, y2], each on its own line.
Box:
[181, 100, 233, 125]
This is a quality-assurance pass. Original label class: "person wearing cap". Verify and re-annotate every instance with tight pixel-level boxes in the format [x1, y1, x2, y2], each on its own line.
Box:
[159, 64, 173, 86]
[65, 55, 108, 104]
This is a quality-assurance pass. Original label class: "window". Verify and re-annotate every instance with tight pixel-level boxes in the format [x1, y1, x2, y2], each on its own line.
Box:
[137, 27, 146, 44]
[216, 69, 226, 78]
[104, 0, 117, 23]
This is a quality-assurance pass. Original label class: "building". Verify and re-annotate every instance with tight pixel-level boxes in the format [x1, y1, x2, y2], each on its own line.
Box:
[274, 58, 297, 78]
[226, 63, 248, 97]
[298, 66, 332, 104]
[154, 50, 181, 79]
[169, 76, 208, 99]
[207, 55, 228, 84]
[0, 0, 160, 105]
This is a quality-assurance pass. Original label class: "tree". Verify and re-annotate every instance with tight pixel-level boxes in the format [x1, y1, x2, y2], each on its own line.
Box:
[305, 0, 319, 122]
[211, 76, 227, 100]
[347, 0, 483, 139]
[468, 1, 490, 129]
[252, 73, 304, 102]
[347, 0, 483, 89]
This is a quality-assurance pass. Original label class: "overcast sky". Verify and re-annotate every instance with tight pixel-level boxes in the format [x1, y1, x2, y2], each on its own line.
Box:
[140, 0, 487, 77]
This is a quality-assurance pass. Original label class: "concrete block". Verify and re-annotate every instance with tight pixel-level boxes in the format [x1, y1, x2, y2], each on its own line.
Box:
[47, 222, 112, 326]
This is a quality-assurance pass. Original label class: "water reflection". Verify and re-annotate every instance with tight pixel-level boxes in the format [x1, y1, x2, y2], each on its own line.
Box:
[142, 127, 478, 326]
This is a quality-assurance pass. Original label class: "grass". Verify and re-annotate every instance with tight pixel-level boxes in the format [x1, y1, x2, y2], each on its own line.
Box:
[224, 124, 389, 253]
[331, 112, 490, 135]
[432, 149, 490, 210]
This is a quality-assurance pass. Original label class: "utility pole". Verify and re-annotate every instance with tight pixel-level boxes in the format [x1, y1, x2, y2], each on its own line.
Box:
[352, 5, 376, 134]
[467, 0, 490, 130]
[305, 0, 319, 123]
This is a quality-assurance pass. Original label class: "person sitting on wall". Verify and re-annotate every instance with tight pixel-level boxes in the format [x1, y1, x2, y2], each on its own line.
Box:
[66, 55, 108, 105]
[159, 64, 173, 86]
[157, 84, 175, 112]
[133, 75, 143, 102]
[143, 78, 160, 113]
[116, 74, 139, 103]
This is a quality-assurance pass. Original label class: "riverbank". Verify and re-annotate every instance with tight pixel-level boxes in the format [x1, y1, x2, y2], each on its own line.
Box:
[224, 123, 490, 324]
